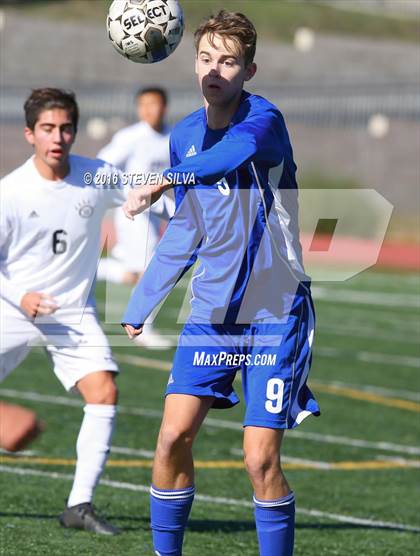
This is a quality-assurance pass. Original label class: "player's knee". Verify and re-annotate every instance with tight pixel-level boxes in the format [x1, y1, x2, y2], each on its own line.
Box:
[243, 448, 279, 484]
[156, 426, 194, 459]
[95, 379, 118, 404]
[79, 373, 119, 405]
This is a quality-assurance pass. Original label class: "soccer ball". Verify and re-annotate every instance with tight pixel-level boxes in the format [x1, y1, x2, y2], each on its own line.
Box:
[107, 0, 184, 63]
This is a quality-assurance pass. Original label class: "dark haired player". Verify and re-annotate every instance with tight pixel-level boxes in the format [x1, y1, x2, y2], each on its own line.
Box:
[0, 88, 125, 535]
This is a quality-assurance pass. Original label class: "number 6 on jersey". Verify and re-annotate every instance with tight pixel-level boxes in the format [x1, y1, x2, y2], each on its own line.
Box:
[52, 230, 68, 255]
[265, 378, 285, 414]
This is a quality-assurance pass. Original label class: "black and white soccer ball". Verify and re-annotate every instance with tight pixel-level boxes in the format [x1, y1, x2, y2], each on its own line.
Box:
[107, 0, 184, 64]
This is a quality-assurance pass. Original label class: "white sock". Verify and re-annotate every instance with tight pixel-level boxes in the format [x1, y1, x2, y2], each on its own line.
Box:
[67, 404, 117, 508]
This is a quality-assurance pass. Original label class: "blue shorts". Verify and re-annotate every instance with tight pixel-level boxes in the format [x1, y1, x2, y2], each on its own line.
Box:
[166, 295, 320, 429]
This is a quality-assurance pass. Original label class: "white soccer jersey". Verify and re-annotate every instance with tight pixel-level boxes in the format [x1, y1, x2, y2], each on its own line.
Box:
[97, 121, 170, 176]
[97, 120, 174, 273]
[0, 155, 126, 314]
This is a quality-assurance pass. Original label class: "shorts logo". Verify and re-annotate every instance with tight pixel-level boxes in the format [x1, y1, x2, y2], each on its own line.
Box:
[76, 201, 94, 218]
[167, 373, 174, 385]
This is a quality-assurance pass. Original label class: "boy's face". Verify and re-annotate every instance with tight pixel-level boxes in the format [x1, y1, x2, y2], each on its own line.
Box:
[24, 108, 75, 171]
[137, 92, 166, 130]
[195, 33, 256, 108]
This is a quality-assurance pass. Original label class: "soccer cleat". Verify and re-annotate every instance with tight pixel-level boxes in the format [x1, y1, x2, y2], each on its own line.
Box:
[59, 503, 120, 535]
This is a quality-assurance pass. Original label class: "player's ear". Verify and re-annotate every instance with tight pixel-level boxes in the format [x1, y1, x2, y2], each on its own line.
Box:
[24, 127, 35, 146]
[244, 62, 257, 82]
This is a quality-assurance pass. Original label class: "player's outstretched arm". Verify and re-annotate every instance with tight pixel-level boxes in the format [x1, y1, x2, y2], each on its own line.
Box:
[123, 178, 172, 220]
[165, 108, 285, 186]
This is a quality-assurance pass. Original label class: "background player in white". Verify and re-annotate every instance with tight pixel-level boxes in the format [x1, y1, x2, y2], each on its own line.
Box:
[0, 88, 125, 535]
[97, 87, 173, 349]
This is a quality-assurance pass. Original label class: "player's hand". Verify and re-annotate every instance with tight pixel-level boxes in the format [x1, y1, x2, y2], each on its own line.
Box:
[0, 402, 44, 452]
[20, 292, 59, 318]
[123, 179, 171, 220]
[123, 324, 143, 339]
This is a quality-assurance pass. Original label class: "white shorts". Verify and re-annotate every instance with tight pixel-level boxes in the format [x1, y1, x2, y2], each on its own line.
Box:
[0, 301, 119, 391]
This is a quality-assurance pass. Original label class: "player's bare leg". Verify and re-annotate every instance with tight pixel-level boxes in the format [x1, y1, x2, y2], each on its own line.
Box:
[244, 427, 295, 556]
[59, 370, 119, 535]
[150, 394, 214, 555]
[153, 394, 214, 489]
[76, 369, 118, 405]
[243, 426, 290, 499]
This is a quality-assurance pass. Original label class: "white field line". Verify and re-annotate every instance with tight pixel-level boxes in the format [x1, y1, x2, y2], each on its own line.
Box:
[116, 353, 172, 370]
[316, 347, 419, 369]
[0, 449, 39, 457]
[377, 456, 420, 468]
[322, 313, 419, 333]
[288, 430, 420, 456]
[310, 287, 420, 309]
[5, 445, 420, 470]
[231, 450, 420, 470]
[230, 449, 332, 470]
[312, 380, 419, 402]
[1, 388, 419, 456]
[0, 465, 419, 533]
[317, 323, 420, 345]
[354, 352, 419, 369]
[112, 446, 154, 458]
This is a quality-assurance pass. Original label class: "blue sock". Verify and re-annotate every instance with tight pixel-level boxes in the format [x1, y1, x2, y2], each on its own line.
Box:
[150, 484, 195, 556]
[254, 491, 295, 556]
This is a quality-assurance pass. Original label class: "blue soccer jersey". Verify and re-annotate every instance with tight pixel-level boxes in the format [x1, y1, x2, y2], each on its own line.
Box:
[123, 91, 311, 328]
[123, 91, 320, 427]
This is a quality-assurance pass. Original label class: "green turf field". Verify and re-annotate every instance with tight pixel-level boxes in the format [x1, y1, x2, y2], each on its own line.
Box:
[1, 269, 419, 555]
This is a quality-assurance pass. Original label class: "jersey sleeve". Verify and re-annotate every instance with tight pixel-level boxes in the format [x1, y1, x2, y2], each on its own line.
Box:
[0, 199, 26, 307]
[97, 130, 131, 169]
[122, 190, 203, 328]
[94, 162, 128, 209]
[163, 108, 285, 186]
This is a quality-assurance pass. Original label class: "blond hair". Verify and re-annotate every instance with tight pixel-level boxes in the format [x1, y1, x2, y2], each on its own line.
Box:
[194, 10, 257, 66]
